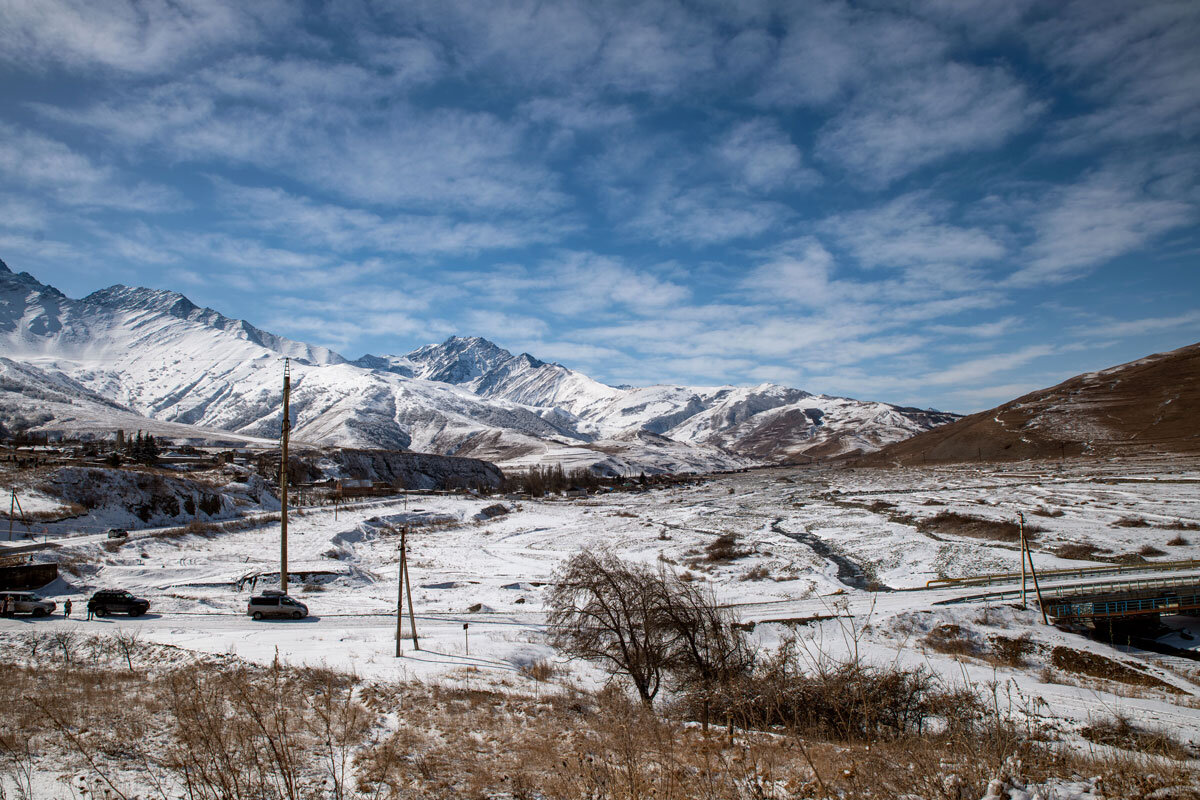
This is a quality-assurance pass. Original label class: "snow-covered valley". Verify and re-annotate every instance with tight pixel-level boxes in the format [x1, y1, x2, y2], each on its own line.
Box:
[7, 456, 1200, 743]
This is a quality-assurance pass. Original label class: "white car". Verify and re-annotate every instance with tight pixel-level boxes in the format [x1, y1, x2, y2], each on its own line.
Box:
[0, 591, 57, 616]
[247, 592, 308, 620]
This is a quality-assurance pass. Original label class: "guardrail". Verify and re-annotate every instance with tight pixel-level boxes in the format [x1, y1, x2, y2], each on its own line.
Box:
[1042, 578, 1200, 620]
[925, 558, 1200, 589]
[935, 573, 1200, 608]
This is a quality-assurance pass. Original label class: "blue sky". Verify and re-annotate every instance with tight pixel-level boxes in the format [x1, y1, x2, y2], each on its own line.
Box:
[1, 0, 1197, 412]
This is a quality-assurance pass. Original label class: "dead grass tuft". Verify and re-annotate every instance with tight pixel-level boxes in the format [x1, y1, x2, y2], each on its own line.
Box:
[1081, 715, 1196, 760]
[1112, 515, 1151, 528]
[704, 532, 749, 562]
[917, 511, 1044, 543]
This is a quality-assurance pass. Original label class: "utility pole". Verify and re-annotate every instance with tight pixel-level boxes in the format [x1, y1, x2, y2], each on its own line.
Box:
[8, 489, 26, 542]
[1018, 511, 1028, 608]
[400, 527, 410, 652]
[395, 524, 420, 654]
[403, 525, 418, 650]
[1019, 511, 1049, 624]
[280, 359, 291, 595]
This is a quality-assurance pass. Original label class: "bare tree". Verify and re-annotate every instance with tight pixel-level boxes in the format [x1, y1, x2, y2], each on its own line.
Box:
[50, 629, 78, 666]
[546, 551, 754, 707]
[546, 551, 674, 705]
[114, 629, 142, 672]
[655, 572, 754, 721]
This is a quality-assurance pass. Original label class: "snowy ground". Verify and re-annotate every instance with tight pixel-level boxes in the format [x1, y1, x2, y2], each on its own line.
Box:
[4, 455, 1200, 754]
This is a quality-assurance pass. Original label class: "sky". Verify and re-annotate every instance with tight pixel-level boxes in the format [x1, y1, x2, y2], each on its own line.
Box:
[0, 0, 1198, 413]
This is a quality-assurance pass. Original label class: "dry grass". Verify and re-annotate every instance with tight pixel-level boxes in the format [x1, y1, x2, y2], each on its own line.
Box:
[1053, 542, 1107, 559]
[1080, 715, 1196, 760]
[1166, 533, 1191, 546]
[1112, 515, 1152, 528]
[1031, 507, 1065, 518]
[1159, 519, 1200, 531]
[2, 632, 1198, 800]
[917, 511, 1045, 543]
[1138, 544, 1167, 557]
[704, 532, 750, 562]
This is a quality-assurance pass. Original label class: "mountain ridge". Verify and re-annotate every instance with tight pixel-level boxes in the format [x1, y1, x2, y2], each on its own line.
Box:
[1, 262, 958, 472]
[858, 341, 1200, 465]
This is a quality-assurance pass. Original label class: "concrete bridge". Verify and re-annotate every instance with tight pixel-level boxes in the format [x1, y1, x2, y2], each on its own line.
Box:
[1038, 575, 1200, 623]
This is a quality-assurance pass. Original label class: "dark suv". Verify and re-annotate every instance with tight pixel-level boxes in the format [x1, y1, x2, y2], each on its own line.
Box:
[88, 589, 150, 617]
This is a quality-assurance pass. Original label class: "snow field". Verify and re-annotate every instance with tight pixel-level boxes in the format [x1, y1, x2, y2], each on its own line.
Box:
[4, 456, 1200, 756]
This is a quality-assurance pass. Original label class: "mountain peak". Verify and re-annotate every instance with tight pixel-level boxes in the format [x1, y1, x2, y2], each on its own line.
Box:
[0, 257, 10, 274]
[405, 335, 515, 384]
[84, 284, 200, 317]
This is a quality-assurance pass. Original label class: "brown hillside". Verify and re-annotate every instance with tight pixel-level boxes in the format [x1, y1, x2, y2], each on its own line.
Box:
[859, 342, 1200, 466]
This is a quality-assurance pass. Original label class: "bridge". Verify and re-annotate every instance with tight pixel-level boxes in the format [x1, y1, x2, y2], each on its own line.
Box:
[1037, 575, 1200, 623]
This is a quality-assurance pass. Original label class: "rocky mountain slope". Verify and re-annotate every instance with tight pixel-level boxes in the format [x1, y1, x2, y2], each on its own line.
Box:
[1, 259, 955, 472]
[859, 342, 1200, 465]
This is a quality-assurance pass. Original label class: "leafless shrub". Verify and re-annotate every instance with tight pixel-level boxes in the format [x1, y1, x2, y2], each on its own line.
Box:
[113, 629, 142, 672]
[518, 659, 557, 683]
[50, 629, 78, 666]
[1166, 534, 1190, 546]
[1112, 516, 1151, 528]
[704, 532, 748, 562]
[1138, 544, 1167, 557]
[1031, 507, 1065, 518]
[700, 638, 978, 743]
[740, 564, 771, 581]
[921, 624, 980, 658]
[988, 634, 1036, 668]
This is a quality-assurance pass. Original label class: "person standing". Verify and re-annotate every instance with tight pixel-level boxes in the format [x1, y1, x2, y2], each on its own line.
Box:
[63, 598, 72, 619]
[85, 600, 93, 621]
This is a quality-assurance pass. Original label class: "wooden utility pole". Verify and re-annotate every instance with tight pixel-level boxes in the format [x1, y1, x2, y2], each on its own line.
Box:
[395, 525, 420, 654]
[400, 527, 410, 652]
[403, 525, 418, 650]
[8, 489, 27, 542]
[280, 359, 291, 594]
[1019, 511, 1049, 624]
[1018, 511, 1028, 608]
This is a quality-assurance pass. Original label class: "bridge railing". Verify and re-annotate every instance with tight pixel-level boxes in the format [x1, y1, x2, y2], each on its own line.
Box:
[1043, 590, 1200, 620]
[925, 558, 1200, 589]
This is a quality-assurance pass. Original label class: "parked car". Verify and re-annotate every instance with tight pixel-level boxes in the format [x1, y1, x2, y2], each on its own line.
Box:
[88, 589, 150, 617]
[247, 592, 308, 620]
[105, 528, 128, 539]
[0, 591, 56, 617]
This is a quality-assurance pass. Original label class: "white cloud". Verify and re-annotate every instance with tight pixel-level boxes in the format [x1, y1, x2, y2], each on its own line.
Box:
[0, 0, 293, 74]
[217, 183, 573, 256]
[742, 238, 836, 306]
[715, 118, 815, 193]
[822, 193, 1005, 271]
[1032, 1, 1200, 146]
[1013, 168, 1195, 286]
[817, 62, 1042, 186]
[1071, 311, 1200, 339]
[0, 124, 181, 212]
[754, 2, 945, 107]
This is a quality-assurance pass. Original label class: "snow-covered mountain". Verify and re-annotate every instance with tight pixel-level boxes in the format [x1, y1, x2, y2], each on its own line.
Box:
[0, 259, 956, 472]
[365, 338, 957, 462]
